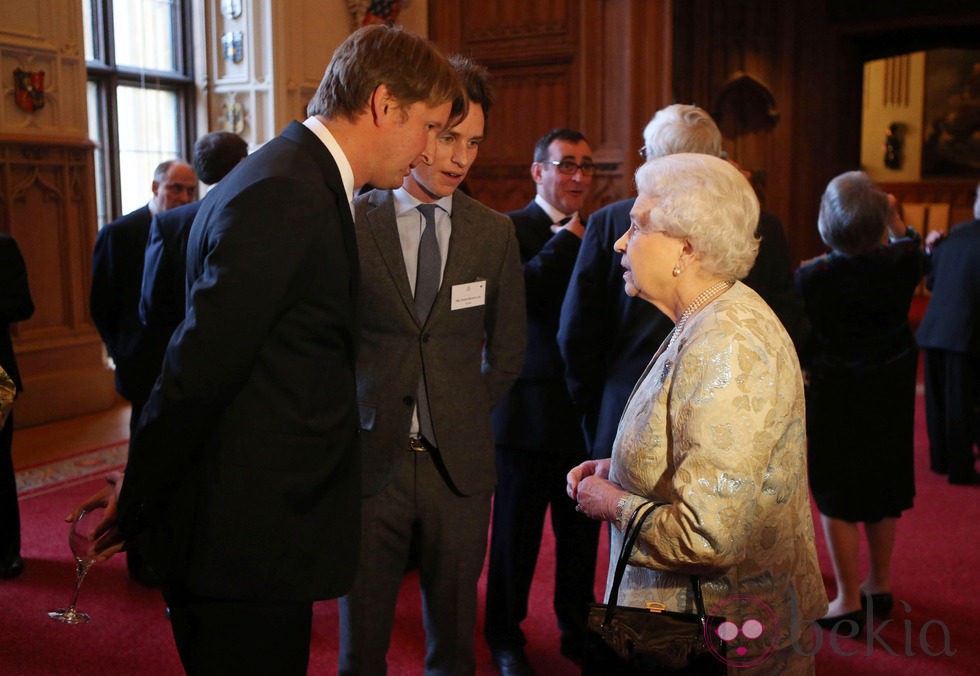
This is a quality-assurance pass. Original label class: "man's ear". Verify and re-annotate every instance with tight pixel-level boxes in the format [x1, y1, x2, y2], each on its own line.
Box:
[369, 83, 396, 126]
[530, 162, 543, 185]
[151, 180, 160, 196]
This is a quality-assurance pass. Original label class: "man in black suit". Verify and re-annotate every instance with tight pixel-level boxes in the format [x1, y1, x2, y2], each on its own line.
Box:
[139, 131, 248, 339]
[558, 104, 807, 461]
[91, 159, 197, 433]
[340, 56, 526, 675]
[0, 233, 34, 579]
[916, 184, 980, 485]
[89, 157, 196, 585]
[73, 25, 463, 674]
[485, 128, 599, 674]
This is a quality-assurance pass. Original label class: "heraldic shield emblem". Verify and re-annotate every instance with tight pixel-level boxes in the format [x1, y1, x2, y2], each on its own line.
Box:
[14, 69, 45, 112]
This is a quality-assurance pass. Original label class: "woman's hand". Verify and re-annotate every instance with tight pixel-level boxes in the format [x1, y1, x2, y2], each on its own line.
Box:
[567, 458, 624, 522]
[566, 458, 610, 500]
[575, 474, 626, 522]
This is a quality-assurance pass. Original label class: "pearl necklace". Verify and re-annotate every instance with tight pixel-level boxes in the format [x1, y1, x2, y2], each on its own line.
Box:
[667, 279, 733, 349]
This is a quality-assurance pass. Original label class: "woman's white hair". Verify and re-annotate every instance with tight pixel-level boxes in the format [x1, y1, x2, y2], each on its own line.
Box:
[634, 153, 760, 279]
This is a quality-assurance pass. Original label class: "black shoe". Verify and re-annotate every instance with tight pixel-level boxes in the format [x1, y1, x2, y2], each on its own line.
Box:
[816, 609, 865, 633]
[860, 591, 894, 619]
[491, 647, 534, 676]
[0, 555, 24, 579]
[949, 471, 980, 486]
[559, 635, 585, 665]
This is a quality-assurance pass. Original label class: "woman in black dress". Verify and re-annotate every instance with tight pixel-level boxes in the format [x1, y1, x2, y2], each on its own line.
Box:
[796, 171, 926, 630]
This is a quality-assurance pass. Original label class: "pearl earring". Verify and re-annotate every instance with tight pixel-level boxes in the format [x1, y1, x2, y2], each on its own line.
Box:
[672, 263, 681, 277]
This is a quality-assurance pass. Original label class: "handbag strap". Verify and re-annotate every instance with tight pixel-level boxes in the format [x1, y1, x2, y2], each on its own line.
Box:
[602, 500, 709, 631]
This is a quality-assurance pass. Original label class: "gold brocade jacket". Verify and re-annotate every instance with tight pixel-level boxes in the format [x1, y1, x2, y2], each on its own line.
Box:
[608, 282, 828, 674]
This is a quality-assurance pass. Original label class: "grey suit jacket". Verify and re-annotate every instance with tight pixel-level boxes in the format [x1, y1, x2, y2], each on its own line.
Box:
[354, 188, 526, 497]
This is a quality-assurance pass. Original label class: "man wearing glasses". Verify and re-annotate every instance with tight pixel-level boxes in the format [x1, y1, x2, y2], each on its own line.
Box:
[486, 128, 599, 674]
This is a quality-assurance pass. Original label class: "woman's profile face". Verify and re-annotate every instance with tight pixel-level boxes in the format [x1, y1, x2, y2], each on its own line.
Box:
[614, 194, 684, 304]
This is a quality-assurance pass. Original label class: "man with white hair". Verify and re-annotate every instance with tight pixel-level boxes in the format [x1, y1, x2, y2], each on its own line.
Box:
[558, 103, 806, 462]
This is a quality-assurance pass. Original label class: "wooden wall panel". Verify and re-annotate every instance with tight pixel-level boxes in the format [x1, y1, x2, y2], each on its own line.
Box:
[0, 138, 116, 426]
[430, 0, 672, 219]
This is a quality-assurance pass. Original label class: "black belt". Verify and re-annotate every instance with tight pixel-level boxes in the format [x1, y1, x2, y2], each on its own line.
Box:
[408, 436, 433, 452]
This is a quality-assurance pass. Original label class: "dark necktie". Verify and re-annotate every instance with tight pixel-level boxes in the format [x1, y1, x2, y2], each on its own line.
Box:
[415, 204, 440, 323]
[415, 204, 441, 444]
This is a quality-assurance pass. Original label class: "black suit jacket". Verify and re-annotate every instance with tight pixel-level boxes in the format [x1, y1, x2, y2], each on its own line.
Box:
[558, 197, 807, 458]
[118, 121, 361, 602]
[492, 201, 586, 454]
[139, 200, 203, 336]
[90, 205, 172, 404]
[916, 218, 980, 356]
[0, 234, 34, 391]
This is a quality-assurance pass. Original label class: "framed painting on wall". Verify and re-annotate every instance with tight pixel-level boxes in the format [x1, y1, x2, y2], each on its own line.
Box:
[921, 48, 980, 177]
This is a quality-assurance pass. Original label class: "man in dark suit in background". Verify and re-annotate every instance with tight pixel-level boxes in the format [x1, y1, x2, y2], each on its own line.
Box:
[73, 25, 463, 674]
[340, 56, 526, 675]
[0, 233, 34, 579]
[485, 128, 600, 674]
[89, 157, 196, 585]
[558, 104, 807, 461]
[91, 159, 197, 433]
[916, 183, 980, 485]
[139, 131, 248, 339]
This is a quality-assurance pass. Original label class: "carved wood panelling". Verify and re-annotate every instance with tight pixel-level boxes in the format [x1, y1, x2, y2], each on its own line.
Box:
[429, 0, 672, 219]
[0, 136, 115, 426]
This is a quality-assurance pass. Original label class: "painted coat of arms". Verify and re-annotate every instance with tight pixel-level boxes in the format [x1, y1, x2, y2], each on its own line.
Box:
[14, 69, 45, 112]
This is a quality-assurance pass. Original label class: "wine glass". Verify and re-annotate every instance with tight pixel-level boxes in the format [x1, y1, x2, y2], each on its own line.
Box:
[48, 508, 102, 624]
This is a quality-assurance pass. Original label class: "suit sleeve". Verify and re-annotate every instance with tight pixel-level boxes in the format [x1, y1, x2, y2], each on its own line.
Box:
[89, 225, 119, 353]
[482, 222, 527, 407]
[118, 176, 328, 528]
[139, 214, 181, 329]
[557, 209, 618, 436]
[521, 228, 582, 314]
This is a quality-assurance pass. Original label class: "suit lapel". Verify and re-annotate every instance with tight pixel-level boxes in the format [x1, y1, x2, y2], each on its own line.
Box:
[281, 121, 359, 297]
[439, 193, 482, 311]
[363, 191, 418, 319]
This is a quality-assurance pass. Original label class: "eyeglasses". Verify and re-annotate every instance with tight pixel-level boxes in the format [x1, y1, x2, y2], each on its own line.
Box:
[543, 160, 597, 176]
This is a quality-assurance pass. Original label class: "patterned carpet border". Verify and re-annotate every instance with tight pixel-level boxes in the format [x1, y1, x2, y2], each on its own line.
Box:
[15, 440, 129, 499]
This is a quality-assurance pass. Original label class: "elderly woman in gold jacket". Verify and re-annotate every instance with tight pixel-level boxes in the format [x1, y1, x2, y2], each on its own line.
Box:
[568, 154, 827, 674]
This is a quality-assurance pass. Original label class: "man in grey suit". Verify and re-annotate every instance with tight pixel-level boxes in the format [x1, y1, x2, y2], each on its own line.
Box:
[72, 25, 462, 674]
[339, 56, 526, 675]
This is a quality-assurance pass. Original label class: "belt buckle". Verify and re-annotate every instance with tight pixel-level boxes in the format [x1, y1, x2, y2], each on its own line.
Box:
[408, 436, 427, 452]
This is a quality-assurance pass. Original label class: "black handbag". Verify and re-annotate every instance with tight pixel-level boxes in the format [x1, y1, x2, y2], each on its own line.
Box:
[583, 501, 727, 675]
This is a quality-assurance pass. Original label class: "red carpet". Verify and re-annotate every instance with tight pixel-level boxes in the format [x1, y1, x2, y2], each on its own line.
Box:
[4, 356, 978, 674]
[4, 469, 595, 674]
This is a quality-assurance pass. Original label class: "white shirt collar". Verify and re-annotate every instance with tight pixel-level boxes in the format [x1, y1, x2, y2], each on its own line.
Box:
[303, 116, 356, 212]
[394, 187, 454, 218]
[534, 194, 574, 224]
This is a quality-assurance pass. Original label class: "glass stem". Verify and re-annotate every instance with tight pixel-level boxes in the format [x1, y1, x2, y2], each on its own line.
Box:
[68, 561, 92, 610]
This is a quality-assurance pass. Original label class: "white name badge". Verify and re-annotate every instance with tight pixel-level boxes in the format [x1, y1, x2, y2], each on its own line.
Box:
[451, 280, 486, 310]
